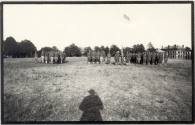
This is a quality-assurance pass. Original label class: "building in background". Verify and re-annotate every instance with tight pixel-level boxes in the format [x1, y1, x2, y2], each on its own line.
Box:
[161, 45, 191, 60]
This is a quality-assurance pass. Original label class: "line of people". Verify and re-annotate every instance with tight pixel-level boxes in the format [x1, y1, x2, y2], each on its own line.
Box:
[87, 50, 169, 65]
[123, 51, 168, 65]
[35, 51, 66, 64]
[87, 50, 111, 64]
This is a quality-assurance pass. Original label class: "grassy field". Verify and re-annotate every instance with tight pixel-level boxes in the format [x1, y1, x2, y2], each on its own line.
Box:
[3, 57, 192, 121]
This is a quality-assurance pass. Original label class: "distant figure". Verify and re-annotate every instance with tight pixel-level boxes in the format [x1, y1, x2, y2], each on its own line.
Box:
[114, 51, 120, 65]
[41, 50, 45, 63]
[34, 51, 38, 63]
[122, 56, 126, 64]
[57, 53, 61, 64]
[100, 50, 106, 64]
[62, 52, 66, 63]
[60, 52, 63, 64]
[79, 89, 103, 121]
[92, 51, 96, 64]
[154, 53, 159, 65]
[151, 52, 155, 65]
[45, 52, 49, 64]
[106, 52, 111, 64]
[126, 52, 130, 63]
[159, 53, 163, 64]
[132, 53, 137, 64]
[96, 51, 101, 64]
[137, 53, 141, 64]
[164, 52, 168, 64]
[143, 52, 146, 64]
[87, 50, 92, 64]
[50, 51, 54, 64]
[54, 52, 58, 64]
[146, 52, 151, 65]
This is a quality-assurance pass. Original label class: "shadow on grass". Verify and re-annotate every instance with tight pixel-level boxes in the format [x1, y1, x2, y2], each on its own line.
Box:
[79, 89, 104, 121]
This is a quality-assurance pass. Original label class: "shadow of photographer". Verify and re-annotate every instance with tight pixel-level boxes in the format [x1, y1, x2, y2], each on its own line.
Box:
[79, 89, 104, 121]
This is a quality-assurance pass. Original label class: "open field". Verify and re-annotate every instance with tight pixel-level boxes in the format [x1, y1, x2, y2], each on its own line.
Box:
[3, 57, 192, 121]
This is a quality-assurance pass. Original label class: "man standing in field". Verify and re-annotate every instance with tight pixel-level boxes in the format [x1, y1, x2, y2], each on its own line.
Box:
[45, 52, 49, 64]
[87, 50, 92, 64]
[137, 53, 141, 64]
[114, 51, 120, 65]
[134, 53, 137, 64]
[129, 52, 133, 63]
[151, 52, 155, 65]
[57, 52, 61, 64]
[92, 51, 96, 64]
[146, 52, 151, 65]
[102, 50, 106, 63]
[50, 51, 54, 64]
[106, 51, 111, 64]
[164, 52, 168, 64]
[159, 52, 163, 64]
[154, 52, 158, 65]
[143, 52, 146, 64]
[126, 52, 130, 64]
[44, 52, 47, 64]
[41, 50, 45, 63]
[62, 52, 66, 63]
[96, 51, 101, 64]
[59, 52, 63, 64]
[54, 51, 58, 64]
[100, 50, 106, 64]
[130, 52, 133, 63]
[34, 51, 38, 63]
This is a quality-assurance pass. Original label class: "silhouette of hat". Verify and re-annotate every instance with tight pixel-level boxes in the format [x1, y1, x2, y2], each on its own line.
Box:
[88, 89, 96, 95]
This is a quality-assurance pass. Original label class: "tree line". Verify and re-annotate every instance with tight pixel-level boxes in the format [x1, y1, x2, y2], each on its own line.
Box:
[2, 36, 147, 58]
[2, 36, 191, 58]
[3, 37, 37, 58]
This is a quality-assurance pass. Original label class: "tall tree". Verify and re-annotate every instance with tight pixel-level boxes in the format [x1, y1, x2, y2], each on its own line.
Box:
[18, 40, 37, 57]
[147, 42, 156, 52]
[132, 44, 145, 53]
[123, 47, 132, 56]
[94, 46, 101, 52]
[104, 46, 109, 56]
[137, 44, 145, 53]
[64, 43, 81, 57]
[3, 36, 18, 57]
[52, 46, 59, 51]
[83, 46, 92, 56]
[100, 46, 105, 51]
[110, 44, 120, 56]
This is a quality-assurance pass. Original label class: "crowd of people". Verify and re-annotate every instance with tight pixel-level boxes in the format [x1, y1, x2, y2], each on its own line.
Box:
[87, 50, 169, 65]
[34, 51, 66, 64]
[34, 49, 169, 65]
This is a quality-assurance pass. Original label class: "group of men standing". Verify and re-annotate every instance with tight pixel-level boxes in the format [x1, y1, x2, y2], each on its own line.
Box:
[87, 50, 169, 65]
[34, 50, 66, 64]
[122, 51, 168, 65]
[87, 50, 111, 64]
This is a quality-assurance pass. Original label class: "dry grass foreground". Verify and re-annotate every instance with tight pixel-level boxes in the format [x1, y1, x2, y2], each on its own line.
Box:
[3, 57, 192, 121]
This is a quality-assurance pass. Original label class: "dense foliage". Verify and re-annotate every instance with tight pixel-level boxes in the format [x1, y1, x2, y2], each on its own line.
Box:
[64, 44, 82, 57]
[3, 37, 37, 58]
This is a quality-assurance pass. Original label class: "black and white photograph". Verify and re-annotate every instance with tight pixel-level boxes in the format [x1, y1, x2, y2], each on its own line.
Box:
[1, 1, 194, 123]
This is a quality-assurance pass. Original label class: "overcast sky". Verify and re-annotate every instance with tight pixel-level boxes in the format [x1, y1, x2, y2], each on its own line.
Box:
[3, 4, 191, 51]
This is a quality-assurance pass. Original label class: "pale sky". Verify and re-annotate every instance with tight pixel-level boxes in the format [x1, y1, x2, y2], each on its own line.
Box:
[3, 4, 192, 51]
